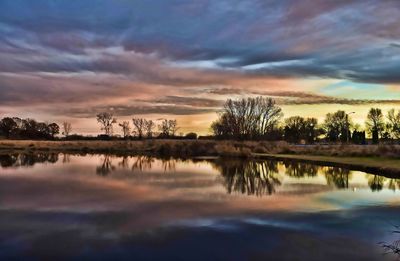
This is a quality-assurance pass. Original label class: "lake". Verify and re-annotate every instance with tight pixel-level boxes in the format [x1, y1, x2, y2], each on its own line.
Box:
[0, 153, 399, 260]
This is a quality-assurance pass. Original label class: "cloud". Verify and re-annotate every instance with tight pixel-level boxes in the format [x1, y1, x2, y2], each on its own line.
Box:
[207, 88, 400, 105]
[1, 0, 400, 84]
[153, 96, 224, 108]
[61, 104, 214, 118]
[1, 0, 400, 132]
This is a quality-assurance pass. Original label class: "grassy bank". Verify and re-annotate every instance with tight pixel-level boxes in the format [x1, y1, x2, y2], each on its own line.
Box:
[1, 140, 400, 175]
[256, 154, 400, 178]
[1, 139, 400, 156]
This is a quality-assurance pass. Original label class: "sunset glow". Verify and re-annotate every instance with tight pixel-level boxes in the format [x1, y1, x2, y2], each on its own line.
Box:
[1, 1, 399, 135]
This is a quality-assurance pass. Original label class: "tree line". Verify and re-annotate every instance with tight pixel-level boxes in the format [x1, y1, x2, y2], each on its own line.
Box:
[1, 96, 399, 143]
[0, 117, 62, 140]
[211, 96, 400, 144]
[95, 112, 193, 139]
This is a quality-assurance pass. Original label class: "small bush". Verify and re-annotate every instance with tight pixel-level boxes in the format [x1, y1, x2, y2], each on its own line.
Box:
[184, 132, 198, 140]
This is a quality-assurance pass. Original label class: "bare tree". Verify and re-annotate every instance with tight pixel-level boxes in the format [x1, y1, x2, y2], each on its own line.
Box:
[132, 117, 146, 138]
[168, 119, 179, 136]
[119, 121, 131, 138]
[144, 119, 155, 138]
[158, 119, 170, 137]
[96, 112, 117, 136]
[158, 119, 179, 137]
[62, 122, 72, 137]
[211, 97, 282, 140]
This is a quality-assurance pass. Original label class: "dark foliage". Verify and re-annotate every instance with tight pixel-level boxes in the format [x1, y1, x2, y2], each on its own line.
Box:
[0, 117, 59, 140]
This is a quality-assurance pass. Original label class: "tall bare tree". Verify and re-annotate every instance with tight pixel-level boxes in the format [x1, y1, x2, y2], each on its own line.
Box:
[144, 119, 155, 138]
[158, 119, 170, 137]
[96, 112, 116, 136]
[62, 122, 72, 137]
[168, 119, 179, 136]
[211, 97, 282, 140]
[132, 117, 146, 138]
[119, 121, 131, 138]
[158, 119, 179, 137]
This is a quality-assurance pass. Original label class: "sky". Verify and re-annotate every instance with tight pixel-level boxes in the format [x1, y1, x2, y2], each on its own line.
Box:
[0, 0, 400, 135]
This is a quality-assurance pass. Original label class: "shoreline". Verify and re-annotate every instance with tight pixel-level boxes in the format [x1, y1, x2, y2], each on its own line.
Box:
[254, 154, 400, 178]
[1, 139, 400, 177]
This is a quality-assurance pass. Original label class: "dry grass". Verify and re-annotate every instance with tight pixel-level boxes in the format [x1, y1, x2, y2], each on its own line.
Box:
[0, 139, 399, 159]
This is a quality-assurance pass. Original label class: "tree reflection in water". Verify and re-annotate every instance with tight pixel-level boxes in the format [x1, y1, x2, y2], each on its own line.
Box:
[96, 155, 115, 176]
[388, 179, 400, 192]
[62, 153, 70, 164]
[324, 167, 352, 189]
[131, 156, 155, 172]
[1, 153, 400, 195]
[368, 175, 386, 192]
[0, 153, 59, 168]
[213, 160, 282, 196]
[118, 156, 129, 169]
[284, 162, 318, 178]
[96, 155, 176, 176]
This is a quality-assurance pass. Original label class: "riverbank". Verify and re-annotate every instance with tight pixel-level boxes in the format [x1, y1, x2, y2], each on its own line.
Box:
[1, 139, 400, 176]
[256, 154, 400, 178]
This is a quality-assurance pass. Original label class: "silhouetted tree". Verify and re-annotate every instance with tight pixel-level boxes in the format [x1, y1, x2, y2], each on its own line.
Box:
[47, 123, 59, 138]
[323, 110, 351, 142]
[144, 119, 155, 138]
[366, 108, 384, 144]
[387, 109, 400, 140]
[119, 121, 131, 138]
[212, 97, 283, 140]
[96, 112, 116, 136]
[62, 122, 72, 137]
[0, 117, 17, 138]
[168, 120, 179, 136]
[351, 130, 366, 144]
[1, 117, 63, 140]
[284, 117, 321, 144]
[132, 117, 146, 138]
[284, 116, 304, 143]
[158, 119, 179, 138]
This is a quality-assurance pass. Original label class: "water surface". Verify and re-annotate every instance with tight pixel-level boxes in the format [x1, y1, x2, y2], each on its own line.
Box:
[0, 153, 399, 260]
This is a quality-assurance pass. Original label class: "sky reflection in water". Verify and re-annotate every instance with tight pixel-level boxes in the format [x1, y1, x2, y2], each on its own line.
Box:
[0, 153, 399, 260]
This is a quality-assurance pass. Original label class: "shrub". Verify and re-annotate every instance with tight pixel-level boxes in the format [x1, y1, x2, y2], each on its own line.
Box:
[185, 132, 198, 140]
